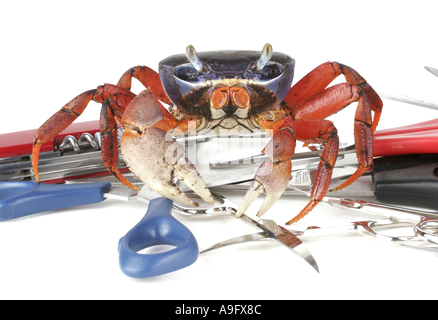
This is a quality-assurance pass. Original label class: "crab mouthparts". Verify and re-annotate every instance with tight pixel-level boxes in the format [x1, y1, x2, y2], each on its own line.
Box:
[210, 86, 250, 110]
[207, 85, 259, 131]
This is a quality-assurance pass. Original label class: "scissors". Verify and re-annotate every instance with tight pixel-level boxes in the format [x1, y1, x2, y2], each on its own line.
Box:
[0, 180, 199, 278]
[71, 170, 322, 273]
[291, 186, 438, 246]
[201, 186, 438, 254]
[200, 217, 438, 254]
[0, 180, 321, 275]
[162, 191, 320, 273]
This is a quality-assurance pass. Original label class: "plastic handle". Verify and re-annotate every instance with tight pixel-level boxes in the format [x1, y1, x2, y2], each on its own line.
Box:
[118, 197, 198, 278]
[0, 181, 111, 221]
[373, 155, 438, 210]
[374, 118, 438, 137]
[373, 118, 438, 157]
[373, 129, 438, 157]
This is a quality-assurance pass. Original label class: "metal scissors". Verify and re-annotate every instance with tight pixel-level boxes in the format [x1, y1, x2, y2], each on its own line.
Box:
[294, 188, 438, 247]
[70, 166, 323, 272]
[0, 180, 320, 275]
[124, 186, 320, 274]
[159, 190, 320, 273]
[200, 186, 438, 254]
[200, 217, 437, 254]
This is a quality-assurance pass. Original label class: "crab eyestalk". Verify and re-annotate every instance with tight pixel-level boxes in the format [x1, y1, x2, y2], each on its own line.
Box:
[257, 43, 273, 71]
[186, 45, 203, 72]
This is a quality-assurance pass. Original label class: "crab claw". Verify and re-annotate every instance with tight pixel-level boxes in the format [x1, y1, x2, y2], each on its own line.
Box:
[121, 127, 214, 207]
[122, 127, 214, 206]
[236, 160, 291, 218]
[120, 90, 213, 206]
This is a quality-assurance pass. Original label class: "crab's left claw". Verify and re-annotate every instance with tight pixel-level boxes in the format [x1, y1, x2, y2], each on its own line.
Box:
[236, 160, 291, 218]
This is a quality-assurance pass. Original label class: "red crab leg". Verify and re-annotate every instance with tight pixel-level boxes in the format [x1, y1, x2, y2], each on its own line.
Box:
[32, 84, 138, 188]
[287, 119, 339, 224]
[32, 90, 95, 181]
[99, 96, 139, 190]
[283, 61, 383, 132]
[117, 66, 172, 105]
[290, 82, 374, 192]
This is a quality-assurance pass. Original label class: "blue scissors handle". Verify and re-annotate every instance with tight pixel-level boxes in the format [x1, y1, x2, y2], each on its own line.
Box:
[0, 181, 111, 221]
[118, 197, 198, 278]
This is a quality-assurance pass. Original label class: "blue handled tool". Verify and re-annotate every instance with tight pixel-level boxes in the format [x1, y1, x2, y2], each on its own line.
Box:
[118, 197, 198, 278]
[0, 181, 111, 220]
[0, 181, 199, 278]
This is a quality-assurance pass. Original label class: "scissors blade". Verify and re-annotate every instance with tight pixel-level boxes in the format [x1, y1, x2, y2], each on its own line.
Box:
[238, 214, 319, 273]
[425, 66, 438, 78]
[103, 186, 139, 201]
[200, 232, 270, 253]
[275, 225, 319, 273]
[378, 92, 438, 111]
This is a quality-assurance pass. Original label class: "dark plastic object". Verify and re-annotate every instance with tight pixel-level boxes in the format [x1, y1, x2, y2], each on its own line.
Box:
[373, 154, 438, 209]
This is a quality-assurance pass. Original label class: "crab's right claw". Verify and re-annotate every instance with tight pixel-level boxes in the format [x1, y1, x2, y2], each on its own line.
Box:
[121, 126, 214, 207]
[236, 160, 291, 218]
[121, 90, 213, 206]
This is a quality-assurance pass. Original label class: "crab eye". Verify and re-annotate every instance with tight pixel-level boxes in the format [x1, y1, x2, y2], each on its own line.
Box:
[258, 63, 283, 80]
[174, 66, 200, 82]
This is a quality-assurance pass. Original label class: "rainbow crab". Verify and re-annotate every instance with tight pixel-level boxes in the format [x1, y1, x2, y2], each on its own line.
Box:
[32, 44, 382, 224]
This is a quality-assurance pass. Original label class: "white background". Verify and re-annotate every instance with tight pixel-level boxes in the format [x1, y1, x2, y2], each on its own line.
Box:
[0, 0, 438, 300]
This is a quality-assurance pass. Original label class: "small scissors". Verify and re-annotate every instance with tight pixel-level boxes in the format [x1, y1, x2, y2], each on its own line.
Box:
[201, 188, 438, 254]
[200, 217, 437, 254]
[142, 189, 320, 273]
[292, 186, 438, 247]
[0, 181, 320, 275]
